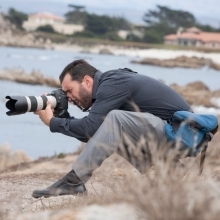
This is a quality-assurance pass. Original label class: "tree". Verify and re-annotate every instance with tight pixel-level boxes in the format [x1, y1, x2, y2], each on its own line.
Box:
[143, 5, 196, 29]
[142, 5, 197, 43]
[85, 14, 117, 35]
[196, 23, 220, 33]
[65, 4, 87, 24]
[68, 4, 85, 11]
[112, 17, 131, 30]
[6, 8, 28, 29]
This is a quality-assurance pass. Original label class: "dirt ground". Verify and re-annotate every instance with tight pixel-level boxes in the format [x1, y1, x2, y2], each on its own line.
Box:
[0, 129, 220, 220]
[0, 152, 137, 220]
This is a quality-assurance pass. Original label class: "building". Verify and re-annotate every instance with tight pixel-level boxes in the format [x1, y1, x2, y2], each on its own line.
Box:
[22, 12, 84, 35]
[117, 25, 145, 40]
[164, 27, 220, 49]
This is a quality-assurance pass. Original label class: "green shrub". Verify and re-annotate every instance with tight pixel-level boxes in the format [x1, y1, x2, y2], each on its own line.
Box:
[36, 25, 56, 33]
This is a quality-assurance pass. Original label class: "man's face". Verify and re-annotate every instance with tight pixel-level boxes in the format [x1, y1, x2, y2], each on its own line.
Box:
[62, 73, 93, 110]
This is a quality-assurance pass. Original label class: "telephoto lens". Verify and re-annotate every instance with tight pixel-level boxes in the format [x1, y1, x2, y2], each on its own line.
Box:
[5, 95, 57, 116]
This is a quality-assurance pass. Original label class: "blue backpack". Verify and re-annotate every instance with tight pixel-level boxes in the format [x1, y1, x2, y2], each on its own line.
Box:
[164, 111, 218, 174]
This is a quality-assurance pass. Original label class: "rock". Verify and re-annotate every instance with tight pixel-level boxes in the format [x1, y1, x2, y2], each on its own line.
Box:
[99, 48, 113, 55]
[209, 61, 220, 70]
[170, 81, 220, 107]
[0, 68, 60, 87]
[212, 89, 220, 97]
[184, 81, 210, 91]
[131, 55, 220, 71]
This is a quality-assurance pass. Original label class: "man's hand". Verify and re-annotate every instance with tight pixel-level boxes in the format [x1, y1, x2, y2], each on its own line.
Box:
[34, 101, 54, 126]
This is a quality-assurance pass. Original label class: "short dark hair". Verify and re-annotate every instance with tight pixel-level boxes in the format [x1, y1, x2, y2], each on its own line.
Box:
[59, 59, 98, 83]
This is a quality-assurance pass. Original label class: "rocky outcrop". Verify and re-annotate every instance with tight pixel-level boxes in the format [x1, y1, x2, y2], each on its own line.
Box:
[99, 48, 113, 55]
[0, 14, 53, 49]
[170, 81, 220, 107]
[132, 55, 220, 71]
[0, 68, 60, 87]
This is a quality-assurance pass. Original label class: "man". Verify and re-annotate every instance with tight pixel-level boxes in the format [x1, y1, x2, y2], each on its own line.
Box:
[32, 59, 191, 198]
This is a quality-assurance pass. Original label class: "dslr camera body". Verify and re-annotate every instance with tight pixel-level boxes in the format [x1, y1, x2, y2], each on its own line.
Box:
[5, 89, 70, 118]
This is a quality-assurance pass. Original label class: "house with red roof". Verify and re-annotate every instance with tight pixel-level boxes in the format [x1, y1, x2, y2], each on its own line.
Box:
[164, 27, 220, 49]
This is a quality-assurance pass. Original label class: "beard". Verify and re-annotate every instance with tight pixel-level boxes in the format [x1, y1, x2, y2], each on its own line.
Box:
[78, 84, 92, 110]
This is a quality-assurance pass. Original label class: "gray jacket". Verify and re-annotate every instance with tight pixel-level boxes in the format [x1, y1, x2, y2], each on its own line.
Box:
[50, 68, 191, 142]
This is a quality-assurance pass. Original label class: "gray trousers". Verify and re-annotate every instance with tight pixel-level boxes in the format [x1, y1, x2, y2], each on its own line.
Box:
[72, 110, 166, 183]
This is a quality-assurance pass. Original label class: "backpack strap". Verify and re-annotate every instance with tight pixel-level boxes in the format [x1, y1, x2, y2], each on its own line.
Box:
[199, 145, 207, 175]
[198, 128, 218, 175]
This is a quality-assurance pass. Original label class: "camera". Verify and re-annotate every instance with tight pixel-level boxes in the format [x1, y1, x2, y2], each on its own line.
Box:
[5, 89, 70, 118]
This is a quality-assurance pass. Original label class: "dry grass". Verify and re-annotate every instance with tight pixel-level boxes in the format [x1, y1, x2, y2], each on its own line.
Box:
[10, 130, 219, 220]
[0, 143, 32, 171]
[0, 128, 220, 219]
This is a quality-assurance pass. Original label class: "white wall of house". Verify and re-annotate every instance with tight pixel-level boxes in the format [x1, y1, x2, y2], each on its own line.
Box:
[117, 28, 145, 40]
[53, 23, 84, 35]
[204, 42, 220, 48]
[117, 30, 130, 39]
[164, 40, 178, 45]
[23, 15, 84, 35]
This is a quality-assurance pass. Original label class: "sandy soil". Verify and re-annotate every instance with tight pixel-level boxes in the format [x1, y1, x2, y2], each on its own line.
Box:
[0, 152, 136, 220]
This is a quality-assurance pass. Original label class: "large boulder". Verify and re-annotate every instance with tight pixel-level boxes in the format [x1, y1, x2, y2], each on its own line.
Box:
[170, 81, 220, 107]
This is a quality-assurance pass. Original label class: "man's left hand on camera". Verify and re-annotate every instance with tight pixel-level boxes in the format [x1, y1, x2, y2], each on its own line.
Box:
[34, 101, 54, 126]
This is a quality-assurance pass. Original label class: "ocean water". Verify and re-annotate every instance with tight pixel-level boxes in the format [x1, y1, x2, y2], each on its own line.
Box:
[0, 46, 219, 159]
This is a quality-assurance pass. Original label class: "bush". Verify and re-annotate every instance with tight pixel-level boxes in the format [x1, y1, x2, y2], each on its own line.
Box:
[104, 32, 123, 41]
[126, 34, 142, 42]
[73, 30, 96, 38]
[143, 29, 163, 43]
[36, 25, 56, 33]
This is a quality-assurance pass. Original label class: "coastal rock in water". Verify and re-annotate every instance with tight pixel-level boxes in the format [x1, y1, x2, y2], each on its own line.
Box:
[132, 56, 220, 71]
[99, 48, 113, 55]
[0, 68, 60, 87]
[170, 81, 220, 107]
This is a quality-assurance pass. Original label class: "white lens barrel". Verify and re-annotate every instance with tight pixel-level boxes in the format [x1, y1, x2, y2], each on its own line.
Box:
[46, 96, 57, 109]
[25, 96, 32, 112]
[24, 95, 57, 112]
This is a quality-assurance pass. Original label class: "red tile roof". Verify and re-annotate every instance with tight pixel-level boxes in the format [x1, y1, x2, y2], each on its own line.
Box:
[164, 28, 220, 43]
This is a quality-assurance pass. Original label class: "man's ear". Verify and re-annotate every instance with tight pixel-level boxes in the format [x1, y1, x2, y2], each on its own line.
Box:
[83, 75, 93, 88]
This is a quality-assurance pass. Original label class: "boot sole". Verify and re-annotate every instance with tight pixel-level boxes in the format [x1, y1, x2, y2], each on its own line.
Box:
[32, 191, 87, 199]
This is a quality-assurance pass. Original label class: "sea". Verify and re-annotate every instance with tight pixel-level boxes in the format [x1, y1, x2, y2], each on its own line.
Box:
[0, 46, 220, 159]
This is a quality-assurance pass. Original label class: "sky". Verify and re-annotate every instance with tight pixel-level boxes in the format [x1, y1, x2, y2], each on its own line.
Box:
[0, 0, 220, 27]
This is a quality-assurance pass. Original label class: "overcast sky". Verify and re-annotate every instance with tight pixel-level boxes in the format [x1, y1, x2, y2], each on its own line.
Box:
[1, 0, 219, 27]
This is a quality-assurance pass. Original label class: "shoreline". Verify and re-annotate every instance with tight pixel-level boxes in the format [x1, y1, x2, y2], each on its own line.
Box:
[52, 43, 220, 65]
[2, 43, 220, 66]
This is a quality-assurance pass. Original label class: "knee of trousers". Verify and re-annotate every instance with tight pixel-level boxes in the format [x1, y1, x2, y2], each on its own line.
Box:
[105, 110, 125, 125]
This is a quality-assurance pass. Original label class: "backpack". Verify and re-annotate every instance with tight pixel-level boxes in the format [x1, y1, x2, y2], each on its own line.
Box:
[164, 111, 218, 174]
